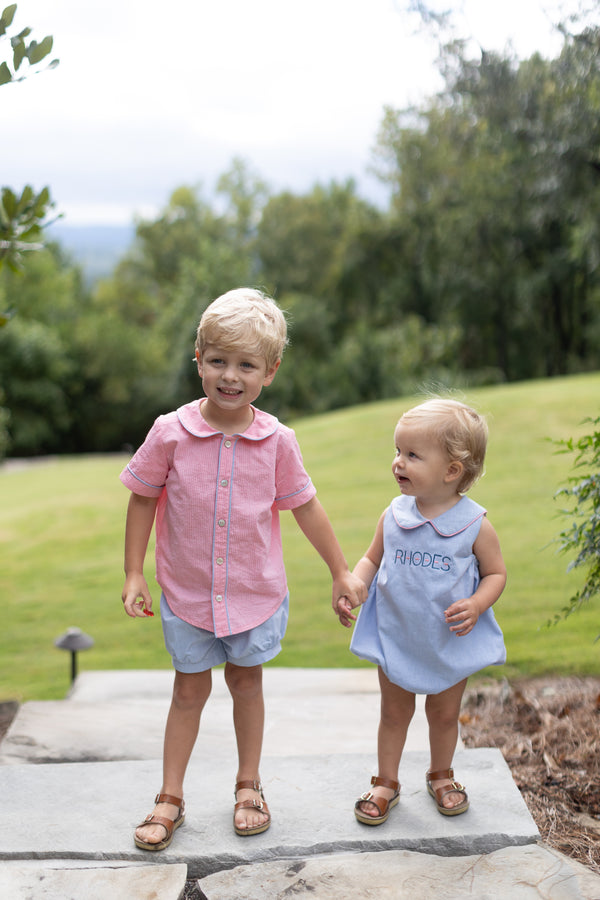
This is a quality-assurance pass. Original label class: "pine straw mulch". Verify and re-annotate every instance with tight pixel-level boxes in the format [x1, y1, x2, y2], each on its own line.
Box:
[460, 676, 600, 876]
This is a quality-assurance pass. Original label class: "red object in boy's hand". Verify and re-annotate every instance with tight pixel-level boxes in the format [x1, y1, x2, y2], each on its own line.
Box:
[142, 608, 154, 617]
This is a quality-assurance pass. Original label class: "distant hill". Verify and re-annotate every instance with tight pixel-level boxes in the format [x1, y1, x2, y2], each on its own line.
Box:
[47, 223, 136, 283]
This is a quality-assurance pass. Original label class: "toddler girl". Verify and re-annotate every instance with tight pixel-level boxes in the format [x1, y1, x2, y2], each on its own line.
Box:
[337, 398, 506, 823]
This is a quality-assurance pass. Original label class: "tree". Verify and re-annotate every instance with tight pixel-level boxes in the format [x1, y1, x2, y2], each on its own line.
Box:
[372, 20, 600, 383]
[0, 3, 59, 281]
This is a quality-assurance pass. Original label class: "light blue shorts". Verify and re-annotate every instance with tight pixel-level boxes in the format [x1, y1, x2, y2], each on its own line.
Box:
[160, 593, 289, 673]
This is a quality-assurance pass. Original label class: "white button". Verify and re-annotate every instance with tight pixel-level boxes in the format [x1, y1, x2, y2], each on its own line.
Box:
[216, 557, 224, 565]
[215, 595, 223, 602]
[220, 479, 228, 487]
[218, 519, 226, 527]
[224, 440, 232, 448]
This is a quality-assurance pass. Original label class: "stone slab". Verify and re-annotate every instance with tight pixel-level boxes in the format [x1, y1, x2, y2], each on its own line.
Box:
[197, 845, 600, 900]
[0, 860, 187, 900]
[0, 749, 538, 880]
[0, 668, 443, 765]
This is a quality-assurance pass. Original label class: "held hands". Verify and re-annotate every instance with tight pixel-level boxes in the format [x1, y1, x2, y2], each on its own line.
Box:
[122, 573, 154, 619]
[332, 572, 367, 628]
[444, 596, 480, 636]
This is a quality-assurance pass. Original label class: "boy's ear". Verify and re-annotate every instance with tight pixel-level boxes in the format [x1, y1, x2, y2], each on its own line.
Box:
[195, 349, 203, 374]
[263, 358, 281, 386]
[445, 460, 464, 484]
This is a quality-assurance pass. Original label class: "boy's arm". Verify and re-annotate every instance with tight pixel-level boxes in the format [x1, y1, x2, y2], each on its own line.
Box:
[292, 496, 367, 625]
[445, 516, 507, 636]
[121, 492, 159, 618]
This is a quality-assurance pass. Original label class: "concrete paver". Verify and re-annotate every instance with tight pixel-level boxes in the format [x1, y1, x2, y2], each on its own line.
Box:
[198, 845, 598, 900]
[1, 668, 598, 899]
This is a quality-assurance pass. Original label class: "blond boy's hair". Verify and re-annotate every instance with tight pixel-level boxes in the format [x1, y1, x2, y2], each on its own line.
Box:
[195, 288, 288, 370]
[399, 398, 488, 493]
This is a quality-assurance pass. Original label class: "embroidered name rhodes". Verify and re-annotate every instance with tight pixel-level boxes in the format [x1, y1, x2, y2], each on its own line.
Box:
[394, 549, 451, 571]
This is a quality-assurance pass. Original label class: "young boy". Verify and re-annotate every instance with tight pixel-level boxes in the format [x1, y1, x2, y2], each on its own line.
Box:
[121, 288, 366, 849]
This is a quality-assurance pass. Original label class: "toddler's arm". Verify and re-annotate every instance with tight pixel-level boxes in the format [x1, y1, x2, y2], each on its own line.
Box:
[335, 512, 385, 626]
[121, 492, 159, 618]
[292, 496, 367, 626]
[444, 516, 507, 636]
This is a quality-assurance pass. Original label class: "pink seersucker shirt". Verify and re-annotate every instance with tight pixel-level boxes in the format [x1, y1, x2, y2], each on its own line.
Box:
[120, 400, 316, 636]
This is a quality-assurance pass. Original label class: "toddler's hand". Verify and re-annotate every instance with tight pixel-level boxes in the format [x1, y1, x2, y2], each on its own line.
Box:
[444, 596, 479, 636]
[334, 596, 357, 628]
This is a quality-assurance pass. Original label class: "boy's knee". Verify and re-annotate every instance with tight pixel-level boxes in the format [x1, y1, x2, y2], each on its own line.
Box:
[225, 663, 263, 698]
[172, 671, 211, 709]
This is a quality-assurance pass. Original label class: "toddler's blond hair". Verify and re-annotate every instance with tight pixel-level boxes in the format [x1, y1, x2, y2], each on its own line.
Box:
[399, 398, 488, 493]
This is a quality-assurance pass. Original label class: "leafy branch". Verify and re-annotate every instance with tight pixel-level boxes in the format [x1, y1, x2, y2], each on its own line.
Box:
[0, 3, 58, 85]
[0, 4, 59, 290]
[550, 416, 600, 636]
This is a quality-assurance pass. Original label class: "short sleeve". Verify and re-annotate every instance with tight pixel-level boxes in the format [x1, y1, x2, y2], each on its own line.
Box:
[274, 427, 317, 511]
[119, 416, 170, 497]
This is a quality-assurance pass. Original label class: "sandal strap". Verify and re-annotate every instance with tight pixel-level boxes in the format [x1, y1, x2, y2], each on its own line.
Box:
[139, 814, 174, 839]
[234, 780, 262, 795]
[356, 775, 400, 817]
[234, 797, 270, 813]
[370, 775, 400, 792]
[426, 768, 454, 782]
[154, 792, 184, 811]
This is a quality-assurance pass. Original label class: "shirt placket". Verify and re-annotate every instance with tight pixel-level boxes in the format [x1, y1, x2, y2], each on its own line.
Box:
[212, 437, 235, 635]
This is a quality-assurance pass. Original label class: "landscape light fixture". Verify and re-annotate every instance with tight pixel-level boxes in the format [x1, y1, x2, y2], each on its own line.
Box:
[54, 627, 94, 684]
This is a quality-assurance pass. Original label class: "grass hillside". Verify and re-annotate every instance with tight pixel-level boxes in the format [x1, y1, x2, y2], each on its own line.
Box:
[1, 373, 599, 701]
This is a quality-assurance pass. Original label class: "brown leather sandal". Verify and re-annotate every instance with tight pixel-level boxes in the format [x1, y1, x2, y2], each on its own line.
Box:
[233, 779, 271, 836]
[426, 768, 469, 816]
[134, 792, 185, 850]
[354, 775, 400, 825]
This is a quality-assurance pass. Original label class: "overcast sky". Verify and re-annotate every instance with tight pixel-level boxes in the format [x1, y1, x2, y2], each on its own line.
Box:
[3, 0, 569, 226]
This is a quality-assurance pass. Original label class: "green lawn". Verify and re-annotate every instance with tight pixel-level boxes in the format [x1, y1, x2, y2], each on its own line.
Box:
[1, 373, 599, 701]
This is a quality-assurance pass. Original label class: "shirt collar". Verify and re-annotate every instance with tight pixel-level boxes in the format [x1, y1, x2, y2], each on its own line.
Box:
[391, 494, 486, 536]
[176, 400, 280, 441]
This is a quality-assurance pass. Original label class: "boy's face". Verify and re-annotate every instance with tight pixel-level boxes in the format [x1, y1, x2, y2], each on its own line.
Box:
[196, 344, 280, 412]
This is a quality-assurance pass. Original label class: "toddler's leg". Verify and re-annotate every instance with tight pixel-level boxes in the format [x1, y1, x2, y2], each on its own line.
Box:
[225, 662, 270, 833]
[425, 677, 468, 810]
[356, 667, 415, 819]
[135, 669, 212, 846]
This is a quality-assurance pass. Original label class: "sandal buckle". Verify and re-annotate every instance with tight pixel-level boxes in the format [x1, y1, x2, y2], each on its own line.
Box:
[360, 791, 373, 801]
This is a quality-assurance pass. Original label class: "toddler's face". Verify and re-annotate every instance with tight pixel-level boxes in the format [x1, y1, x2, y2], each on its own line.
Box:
[391, 422, 454, 500]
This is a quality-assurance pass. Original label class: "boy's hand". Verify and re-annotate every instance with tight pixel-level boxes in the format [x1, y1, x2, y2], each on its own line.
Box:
[332, 571, 367, 611]
[444, 596, 479, 636]
[331, 571, 367, 628]
[122, 573, 154, 619]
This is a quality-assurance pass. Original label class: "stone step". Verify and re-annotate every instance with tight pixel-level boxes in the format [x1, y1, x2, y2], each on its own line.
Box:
[0, 749, 537, 880]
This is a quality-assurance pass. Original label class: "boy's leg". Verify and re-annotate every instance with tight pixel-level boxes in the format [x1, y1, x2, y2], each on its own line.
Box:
[224, 662, 270, 832]
[135, 669, 212, 845]
[357, 667, 415, 818]
[425, 677, 468, 809]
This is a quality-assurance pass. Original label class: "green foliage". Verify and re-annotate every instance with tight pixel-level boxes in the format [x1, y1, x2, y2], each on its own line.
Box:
[0, 3, 58, 86]
[373, 24, 600, 381]
[0, 5, 59, 281]
[0, 185, 56, 277]
[550, 415, 600, 631]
